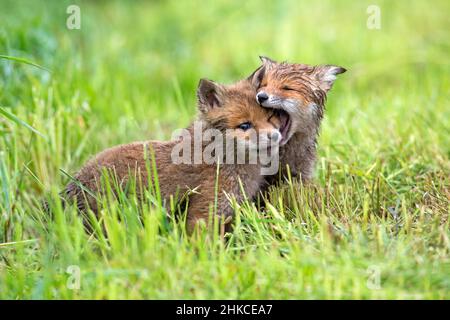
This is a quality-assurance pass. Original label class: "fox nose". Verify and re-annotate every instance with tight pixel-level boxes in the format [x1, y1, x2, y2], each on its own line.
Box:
[257, 92, 269, 104]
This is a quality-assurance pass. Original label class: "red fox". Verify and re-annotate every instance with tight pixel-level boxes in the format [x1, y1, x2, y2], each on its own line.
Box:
[62, 78, 282, 234]
[249, 56, 346, 183]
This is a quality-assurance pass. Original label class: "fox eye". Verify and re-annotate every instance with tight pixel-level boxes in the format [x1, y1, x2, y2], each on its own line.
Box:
[238, 122, 252, 131]
[282, 85, 295, 91]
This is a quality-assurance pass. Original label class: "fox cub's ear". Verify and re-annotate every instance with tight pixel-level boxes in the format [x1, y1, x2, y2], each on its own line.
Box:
[247, 65, 266, 89]
[197, 79, 224, 113]
[247, 56, 277, 88]
[259, 55, 277, 67]
[314, 65, 347, 92]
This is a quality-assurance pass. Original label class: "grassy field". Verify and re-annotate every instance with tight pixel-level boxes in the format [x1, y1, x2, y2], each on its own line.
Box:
[0, 0, 449, 299]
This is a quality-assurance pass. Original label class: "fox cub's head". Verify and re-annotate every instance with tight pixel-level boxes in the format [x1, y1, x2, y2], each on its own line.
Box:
[197, 78, 283, 153]
[249, 56, 346, 144]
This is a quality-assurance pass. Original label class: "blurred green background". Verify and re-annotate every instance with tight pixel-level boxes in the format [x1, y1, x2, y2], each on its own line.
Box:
[1, 0, 448, 186]
[0, 0, 448, 299]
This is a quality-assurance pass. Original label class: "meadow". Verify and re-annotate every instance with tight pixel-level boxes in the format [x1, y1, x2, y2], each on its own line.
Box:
[0, 0, 448, 299]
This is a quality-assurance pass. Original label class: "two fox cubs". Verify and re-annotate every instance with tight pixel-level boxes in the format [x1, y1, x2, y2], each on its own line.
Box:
[61, 56, 345, 233]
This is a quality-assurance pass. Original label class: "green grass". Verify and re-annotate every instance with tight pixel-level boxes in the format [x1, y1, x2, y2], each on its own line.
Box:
[0, 0, 449, 299]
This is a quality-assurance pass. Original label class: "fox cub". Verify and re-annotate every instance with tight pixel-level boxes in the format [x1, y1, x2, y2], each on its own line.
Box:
[250, 56, 346, 183]
[63, 78, 282, 233]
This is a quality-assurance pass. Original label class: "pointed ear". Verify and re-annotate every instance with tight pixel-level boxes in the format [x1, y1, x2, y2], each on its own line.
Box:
[247, 65, 266, 89]
[313, 65, 347, 92]
[197, 79, 224, 113]
[259, 55, 277, 68]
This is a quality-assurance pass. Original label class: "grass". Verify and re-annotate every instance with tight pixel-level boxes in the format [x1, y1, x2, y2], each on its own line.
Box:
[0, 0, 449, 299]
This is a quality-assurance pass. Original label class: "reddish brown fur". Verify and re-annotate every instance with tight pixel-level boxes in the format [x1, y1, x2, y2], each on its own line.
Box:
[63, 79, 281, 234]
[250, 56, 346, 184]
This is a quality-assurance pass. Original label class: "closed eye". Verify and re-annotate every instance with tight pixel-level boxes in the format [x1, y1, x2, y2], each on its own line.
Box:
[282, 86, 295, 91]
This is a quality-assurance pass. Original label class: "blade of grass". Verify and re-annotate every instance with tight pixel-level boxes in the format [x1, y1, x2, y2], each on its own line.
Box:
[0, 106, 46, 139]
[0, 152, 11, 214]
[0, 55, 51, 72]
[59, 168, 98, 200]
[0, 239, 38, 247]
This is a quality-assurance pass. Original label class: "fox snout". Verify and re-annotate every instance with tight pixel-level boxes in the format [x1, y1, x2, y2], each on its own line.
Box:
[256, 92, 269, 104]
[256, 91, 286, 110]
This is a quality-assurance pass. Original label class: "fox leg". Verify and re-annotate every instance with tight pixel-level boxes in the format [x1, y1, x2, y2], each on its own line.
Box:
[186, 193, 233, 236]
